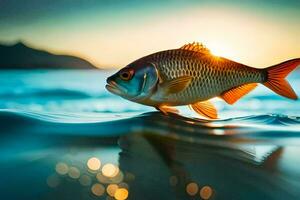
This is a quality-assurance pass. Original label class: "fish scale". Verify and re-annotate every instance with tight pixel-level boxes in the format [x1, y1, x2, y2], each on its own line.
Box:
[146, 49, 263, 104]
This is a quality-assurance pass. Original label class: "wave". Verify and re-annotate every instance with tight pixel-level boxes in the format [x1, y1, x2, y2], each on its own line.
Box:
[0, 88, 111, 99]
[1, 109, 300, 143]
[1, 109, 300, 200]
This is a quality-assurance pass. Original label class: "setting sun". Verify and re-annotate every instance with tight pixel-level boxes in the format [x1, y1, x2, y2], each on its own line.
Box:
[208, 43, 235, 59]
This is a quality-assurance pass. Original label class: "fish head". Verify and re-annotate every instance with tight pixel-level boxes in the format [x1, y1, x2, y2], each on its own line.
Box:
[106, 61, 159, 102]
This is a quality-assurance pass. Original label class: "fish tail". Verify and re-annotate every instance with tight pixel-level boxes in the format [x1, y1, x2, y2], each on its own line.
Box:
[263, 58, 300, 100]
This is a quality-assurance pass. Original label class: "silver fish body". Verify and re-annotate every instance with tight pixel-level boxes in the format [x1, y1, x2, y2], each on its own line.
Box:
[145, 49, 265, 105]
[106, 42, 299, 118]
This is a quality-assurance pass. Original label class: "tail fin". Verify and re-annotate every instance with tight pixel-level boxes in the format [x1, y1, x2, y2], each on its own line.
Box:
[263, 58, 300, 100]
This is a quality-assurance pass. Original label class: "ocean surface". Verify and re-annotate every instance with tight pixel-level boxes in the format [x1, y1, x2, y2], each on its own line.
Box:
[1, 70, 300, 200]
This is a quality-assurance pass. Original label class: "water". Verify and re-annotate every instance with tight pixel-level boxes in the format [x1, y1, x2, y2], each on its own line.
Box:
[1, 70, 300, 200]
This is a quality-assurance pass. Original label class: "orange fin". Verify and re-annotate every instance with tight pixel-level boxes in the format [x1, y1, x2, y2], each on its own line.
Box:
[161, 76, 192, 95]
[221, 83, 258, 105]
[156, 105, 179, 115]
[180, 42, 211, 54]
[189, 101, 218, 119]
[263, 58, 300, 100]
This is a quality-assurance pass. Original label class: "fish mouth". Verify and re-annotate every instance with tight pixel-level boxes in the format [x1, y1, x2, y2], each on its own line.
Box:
[105, 81, 124, 96]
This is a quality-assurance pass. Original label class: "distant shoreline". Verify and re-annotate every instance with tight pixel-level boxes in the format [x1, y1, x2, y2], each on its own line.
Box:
[0, 42, 100, 70]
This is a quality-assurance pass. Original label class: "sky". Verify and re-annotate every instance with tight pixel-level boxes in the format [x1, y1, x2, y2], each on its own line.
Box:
[0, 0, 300, 68]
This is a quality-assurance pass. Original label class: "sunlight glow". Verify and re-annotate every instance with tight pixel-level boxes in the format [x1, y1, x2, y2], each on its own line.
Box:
[107, 184, 119, 197]
[102, 163, 119, 178]
[209, 44, 234, 58]
[49, 157, 131, 198]
[114, 188, 129, 200]
[55, 162, 69, 175]
[200, 186, 213, 199]
[186, 182, 199, 196]
[6, 6, 299, 68]
[68, 167, 80, 179]
[91, 183, 105, 196]
[87, 157, 101, 171]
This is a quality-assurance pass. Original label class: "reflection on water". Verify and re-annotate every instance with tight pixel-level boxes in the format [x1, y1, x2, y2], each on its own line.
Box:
[0, 111, 300, 199]
[1, 70, 300, 199]
[119, 133, 300, 200]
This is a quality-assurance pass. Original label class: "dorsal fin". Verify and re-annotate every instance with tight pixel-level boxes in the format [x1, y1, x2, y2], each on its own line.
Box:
[220, 83, 258, 105]
[180, 42, 211, 54]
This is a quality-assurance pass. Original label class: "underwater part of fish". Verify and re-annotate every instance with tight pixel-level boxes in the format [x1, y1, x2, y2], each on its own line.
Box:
[106, 42, 300, 119]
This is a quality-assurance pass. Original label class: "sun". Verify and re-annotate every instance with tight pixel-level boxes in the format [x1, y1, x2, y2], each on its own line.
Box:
[207, 44, 238, 61]
[209, 45, 228, 57]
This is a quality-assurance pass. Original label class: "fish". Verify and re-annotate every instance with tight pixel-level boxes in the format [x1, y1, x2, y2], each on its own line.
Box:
[106, 42, 300, 119]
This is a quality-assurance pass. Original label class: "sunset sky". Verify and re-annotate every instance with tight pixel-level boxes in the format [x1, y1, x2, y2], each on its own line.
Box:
[0, 0, 299, 68]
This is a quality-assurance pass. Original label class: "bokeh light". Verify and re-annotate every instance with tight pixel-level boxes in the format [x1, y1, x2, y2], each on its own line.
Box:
[47, 174, 60, 188]
[111, 171, 124, 183]
[107, 184, 119, 197]
[79, 174, 92, 186]
[200, 186, 213, 200]
[118, 182, 129, 190]
[91, 183, 105, 196]
[87, 157, 101, 171]
[114, 188, 129, 200]
[102, 163, 119, 178]
[96, 172, 110, 184]
[68, 166, 80, 179]
[55, 162, 69, 175]
[96, 171, 124, 184]
[186, 182, 199, 196]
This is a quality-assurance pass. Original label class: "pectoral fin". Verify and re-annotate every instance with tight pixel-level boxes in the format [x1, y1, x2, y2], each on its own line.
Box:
[189, 101, 218, 119]
[161, 76, 192, 95]
[220, 83, 258, 105]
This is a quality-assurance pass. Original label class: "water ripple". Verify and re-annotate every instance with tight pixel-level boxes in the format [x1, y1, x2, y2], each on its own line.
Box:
[1, 109, 300, 143]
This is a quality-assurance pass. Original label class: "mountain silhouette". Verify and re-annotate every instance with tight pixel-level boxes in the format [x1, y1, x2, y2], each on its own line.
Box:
[0, 42, 98, 69]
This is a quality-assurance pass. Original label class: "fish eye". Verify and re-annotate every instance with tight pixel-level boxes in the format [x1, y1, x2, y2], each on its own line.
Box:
[119, 69, 134, 81]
